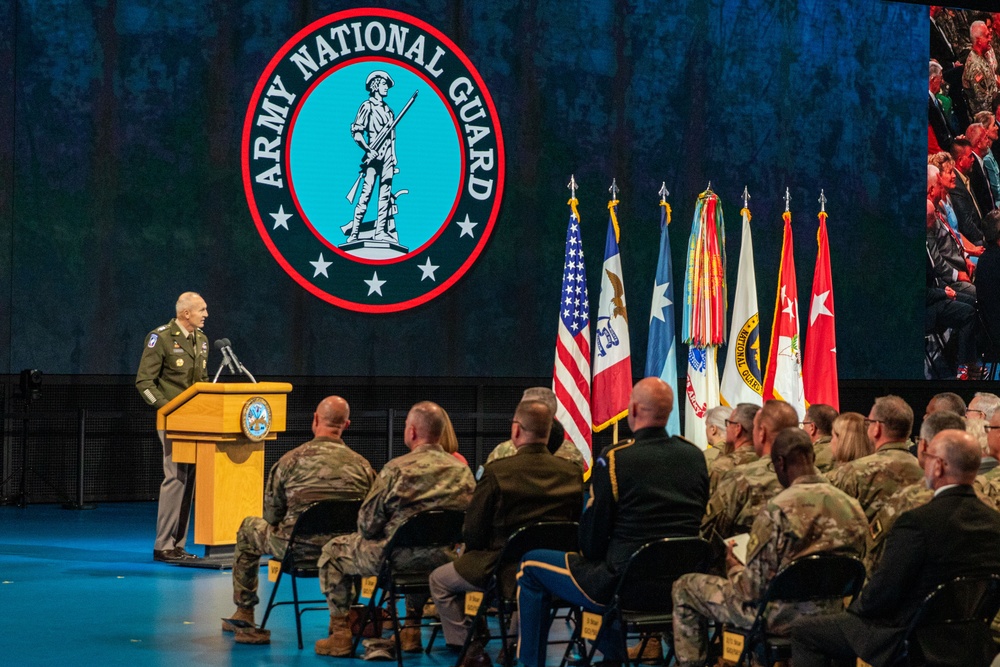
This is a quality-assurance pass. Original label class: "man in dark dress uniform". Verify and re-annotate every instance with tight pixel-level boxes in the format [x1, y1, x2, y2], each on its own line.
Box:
[515, 377, 708, 667]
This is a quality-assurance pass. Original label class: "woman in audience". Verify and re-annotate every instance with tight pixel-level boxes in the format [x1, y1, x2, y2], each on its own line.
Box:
[830, 412, 873, 467]
[440, 409, 468, 465]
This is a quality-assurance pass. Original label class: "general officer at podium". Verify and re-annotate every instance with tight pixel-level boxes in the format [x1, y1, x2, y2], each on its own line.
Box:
[136, 291, 209, 564]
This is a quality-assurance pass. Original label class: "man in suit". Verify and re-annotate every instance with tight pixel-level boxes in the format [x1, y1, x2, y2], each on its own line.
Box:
[428, 399, 583, 663]
[791, 429, 1000, 667]
[967, 122, 996, 216]
[930, 61, 956, 153]
[515, 377, 708, 667]
[951, 138, 987, 246]
[135, 291, 209, 564]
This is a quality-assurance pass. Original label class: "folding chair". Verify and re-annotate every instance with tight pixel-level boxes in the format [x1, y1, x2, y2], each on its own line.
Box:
[452, 520, 580, 667]
[890, 573, 1000, 667]
[730, 553, 866, 667]
[561, 536, 710, 667]
[258, 497, 363, 649]
[350, 508, 466, 667]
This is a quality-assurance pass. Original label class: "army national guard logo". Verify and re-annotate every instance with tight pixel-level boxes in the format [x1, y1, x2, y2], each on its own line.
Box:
[242, 9, 505, 313]
[241, 397, 272, 442]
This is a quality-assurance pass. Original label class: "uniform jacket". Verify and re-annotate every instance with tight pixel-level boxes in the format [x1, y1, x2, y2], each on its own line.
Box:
[135, 318, 208, 408]
[567, 427, 708, 603]
[825, 441, 924, 522]
[454, 442, 583, 588]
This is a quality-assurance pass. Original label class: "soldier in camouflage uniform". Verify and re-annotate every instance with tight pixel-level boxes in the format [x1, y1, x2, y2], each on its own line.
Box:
[826, 395, 923, 522]
[964, 21, 999, 115]
[315, 401, 475, 657]
[802, 404, 838, 473]
[702, 401, 797, 540]
[224, 396, 375, 643]
[135, 292, 209, 563]
[482, 387, 585, 473]
[978, 407, 1000, 500]
[707, 403, 761, 495]
[673, 428, 868, 667]
[703, 405, 730, 467]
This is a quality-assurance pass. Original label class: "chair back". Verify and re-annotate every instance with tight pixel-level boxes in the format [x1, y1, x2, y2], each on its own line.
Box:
[763, 553, 866, 604]
[287, 497, 364, 548]
[615, 536, 710, 613]
[899, 573, 1000, 667]
[495, 521, 579, 600]
[384, 508, 466, 552]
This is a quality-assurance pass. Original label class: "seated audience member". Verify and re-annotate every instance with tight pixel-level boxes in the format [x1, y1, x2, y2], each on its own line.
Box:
[864, 410, 967, 572]
[707, 403, 761, 495]
[801, 403, 838, 473]
[976, 407, 1000, 498]
[791, 430, 1000, 667]
[968, 122, 998, 215]
[482, 387, 584, 471]
[440, 408, 468, 466]
[830, 412, 873, 468]
[515, 378, 707, 667]
[930, 153, 985, 262]
[974, 111, 1000, 204]
[826, 396, 923, 522]
[314, 401, 475, 657]
[701, 400, 799, 540]
[926, 391, 967, 418]
[224, 396, 375, 644]
[703, 405, 730, 466]
[951, 137, 987, 245]
[926, 164, 976, 295]
[976, 211, 1000, 357]
[672, 428, 868, 667]
[427, 400, 582, 661]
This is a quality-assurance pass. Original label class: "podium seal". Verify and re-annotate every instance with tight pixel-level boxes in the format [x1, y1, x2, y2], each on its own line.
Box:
[241, 397, 272, 442]
[242, 8, 505, 313]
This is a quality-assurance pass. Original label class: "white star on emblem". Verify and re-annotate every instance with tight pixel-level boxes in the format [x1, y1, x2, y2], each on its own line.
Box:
[456, 214, 478, 238]
[310, 253, 331, 278]
[365, 271, 386, 296]
[782, 294, 797, 325]
[418, 257, 439, 282]
[809, 291, 833, 325]
[649, 281, 673, 323]
[270, 205, 293, 230]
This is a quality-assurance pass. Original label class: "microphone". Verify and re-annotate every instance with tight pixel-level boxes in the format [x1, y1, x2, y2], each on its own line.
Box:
[214, 338, 238, 375]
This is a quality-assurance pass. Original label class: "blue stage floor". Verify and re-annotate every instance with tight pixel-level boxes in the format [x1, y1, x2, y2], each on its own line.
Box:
[0, 502, 574, 666]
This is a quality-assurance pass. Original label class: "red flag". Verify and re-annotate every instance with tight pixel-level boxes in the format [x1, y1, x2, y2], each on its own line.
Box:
[762, 211, 805, 418]
[803, 211, 838, 409]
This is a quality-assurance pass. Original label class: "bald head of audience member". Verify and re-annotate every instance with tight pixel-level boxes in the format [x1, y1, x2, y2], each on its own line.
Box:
[771, 427, 817, 489]
[511, 400, 554, 449]
[312, 396, 350, 440]
[404, 401, 446, 449]
[924, 429, 981, 490]
[926, 392, 966, 419]
[626, 377, 674, 432]
[867, 395, 914, 449]
[927, 165, 941, 204]
[728, 403, 759, 451]
[917, 410, 966, 468]
[752, 400, 799, 456]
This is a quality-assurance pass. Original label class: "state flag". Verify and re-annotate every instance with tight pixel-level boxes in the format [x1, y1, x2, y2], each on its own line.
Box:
[645, 200, 681, 436]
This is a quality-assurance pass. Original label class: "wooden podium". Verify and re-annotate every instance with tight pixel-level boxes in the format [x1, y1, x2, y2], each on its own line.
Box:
[157, 381, 292, 563]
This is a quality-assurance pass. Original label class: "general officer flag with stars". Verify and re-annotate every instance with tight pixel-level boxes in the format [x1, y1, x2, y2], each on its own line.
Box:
[645, 195, 681, 436]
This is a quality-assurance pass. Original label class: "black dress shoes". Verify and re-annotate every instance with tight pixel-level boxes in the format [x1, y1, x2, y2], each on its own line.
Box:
[153, 547, 201, 563]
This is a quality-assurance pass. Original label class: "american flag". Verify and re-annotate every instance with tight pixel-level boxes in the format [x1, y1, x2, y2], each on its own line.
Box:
[552, 202, 593, 469]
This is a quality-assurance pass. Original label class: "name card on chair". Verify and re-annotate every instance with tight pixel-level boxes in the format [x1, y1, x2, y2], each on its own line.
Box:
[857, 660, 874, 667]
[464, 591, 484, 615]
[580, 611, 603, 640]
[361, 576, 378, 600]
[267, 558, 281, 582]
[722, 631, 745, 662]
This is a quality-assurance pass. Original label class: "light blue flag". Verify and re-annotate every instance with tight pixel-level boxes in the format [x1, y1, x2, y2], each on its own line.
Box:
[645, 202, 681, 436]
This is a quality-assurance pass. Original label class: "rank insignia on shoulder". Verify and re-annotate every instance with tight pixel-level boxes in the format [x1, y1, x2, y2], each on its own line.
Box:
[148, 334, 158, 347]
[870, 519, 882, 540]
[156, 325, 168, 332]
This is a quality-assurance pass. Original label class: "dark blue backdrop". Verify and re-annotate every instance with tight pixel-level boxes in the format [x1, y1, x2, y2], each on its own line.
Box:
[1, 0, 925, 379]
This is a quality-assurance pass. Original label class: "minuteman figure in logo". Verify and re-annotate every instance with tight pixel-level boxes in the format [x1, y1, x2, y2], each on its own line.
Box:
[343, 70, 415, 246]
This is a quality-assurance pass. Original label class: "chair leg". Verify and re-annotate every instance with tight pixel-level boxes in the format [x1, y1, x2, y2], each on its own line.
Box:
[388, 586, 403, 667]
[291, 574, 303, 650]
[259, 568, 283, 629]
[351, 589, 381, 658]
[559, 608, 584, 667]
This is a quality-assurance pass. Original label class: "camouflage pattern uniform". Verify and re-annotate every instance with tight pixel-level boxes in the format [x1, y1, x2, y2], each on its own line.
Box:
[974, 466, 1000, 496]
[707, 445, 759, 496]
[867, 483, 999, 573]
[702, 457, 781, 540]
[318, 442, 475, 616]
[232, 437, 375, 609]
[673, 474, 868, 666]
[485, 438, 584, 467]
[812, 436, 834, 474]
[704, 443, 722, 467]
[824, 441, 923, 523]
[964, 49, 999, 114]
